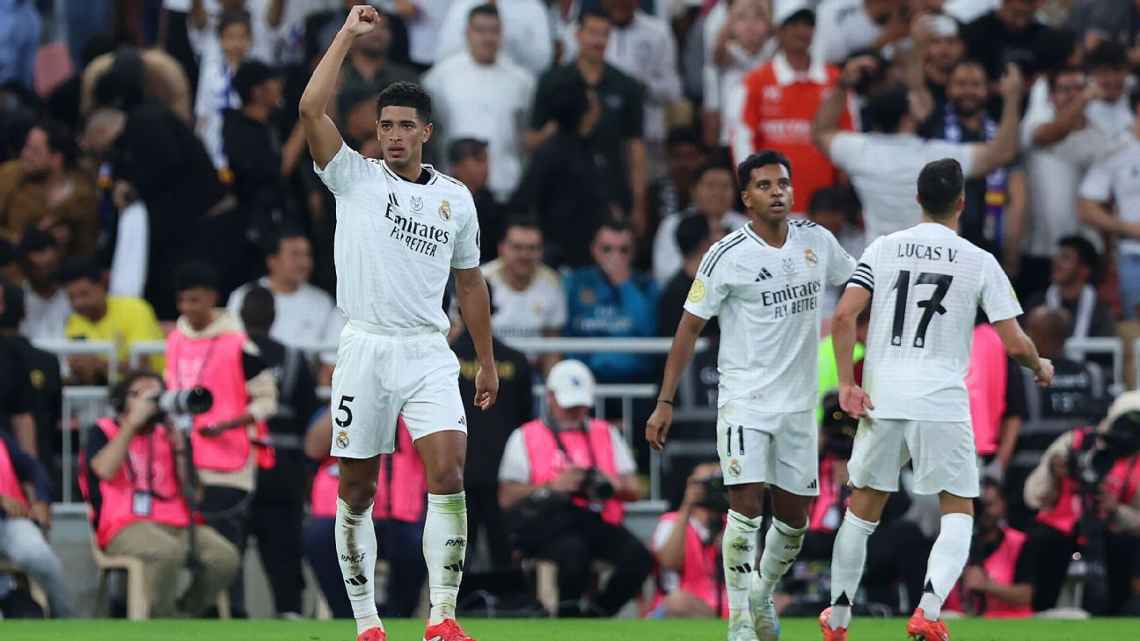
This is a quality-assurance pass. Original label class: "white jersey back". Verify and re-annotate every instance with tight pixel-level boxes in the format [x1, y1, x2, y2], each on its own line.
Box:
[849, 223, 1021, 421]
[684, 220, 856, 412]
[314, 144, 481, 334]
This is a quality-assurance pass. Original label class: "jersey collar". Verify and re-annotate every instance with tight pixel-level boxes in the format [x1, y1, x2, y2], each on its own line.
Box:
[382, 160, 434, 185]
[743, 221, 794, 247]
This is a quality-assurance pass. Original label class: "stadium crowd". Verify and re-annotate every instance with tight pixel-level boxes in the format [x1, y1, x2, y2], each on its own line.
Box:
[0, 0, 1139, 623]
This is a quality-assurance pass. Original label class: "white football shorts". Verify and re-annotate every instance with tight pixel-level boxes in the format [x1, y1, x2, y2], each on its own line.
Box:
[847, 417, 979, 498]
[715, 402, 819, 496]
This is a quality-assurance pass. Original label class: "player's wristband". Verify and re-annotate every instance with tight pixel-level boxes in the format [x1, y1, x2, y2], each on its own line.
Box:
[657, 399, 674, 406]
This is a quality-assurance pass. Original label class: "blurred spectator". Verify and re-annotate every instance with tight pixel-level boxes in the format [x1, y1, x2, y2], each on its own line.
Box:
[435, 0, 553, 77]
[0, 427, 72, 618]
[165, 261, 277, 615]
[1022, 391, 1140, 614]
[81, 371, 240, 617]
[0, 284, 61, 474]
[739, 4, 851, 215]
[944, 479, 1034, 617]
[498, 359, 651, 617]
[0, 287, 38, 458]
[0, 0, 41, 90]
[1084, 41, 1135, 140]
[0, 121, 98, 257]
[0, 239, 17, 283]
[652, 162, 744, 284]
[922, 60, 1028, 267]
[809, 187, 865, 317]
[448, 138, 505, 262]
[961, 0, 1049, 82]
[401, 0, 452, 69]
[305, 1, 411, 67]
[60, 257, 165, 384]
[1025, 236, 1116, 341]
[107, 188, 149, 300]
[919, 12, 967, 107]
[423, 3, 535, 202]
[1019, 66, 1108, 297]
[644, 128, 705, 269]
[337, 11, 419, 113]
[811, 0, 907, 65]
[81, 47, 193, 124]
[449, 288, 535, 569]
[657, 214, 718, 341]
[238, 286, 317, 618]
[195, 10, 253, 170]
[565, 220, 659, 382]
[966, 319, 1027, 484]
[1077, 93, 1140, 320]
[813, 57, 1023, 243]
[528, 9, 646, 239]
[188, 0, 278, 65]
[481, 218, 567, 356]
[304, 412, 428, 617]
[17, 229, 71, 342]
[227, 228, 342, 384]
[647, 463, 728, 619]
[515, 72, 614, 267]
[701, 0, 773, 150]
[561, 0, 682, 160]
[1068, 0, 1140, 64]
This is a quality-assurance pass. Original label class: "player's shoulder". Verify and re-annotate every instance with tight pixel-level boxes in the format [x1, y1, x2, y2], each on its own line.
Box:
[791, 218, 837, 243]
[698, 228, 749, 278]
[427, 167, 472, 196]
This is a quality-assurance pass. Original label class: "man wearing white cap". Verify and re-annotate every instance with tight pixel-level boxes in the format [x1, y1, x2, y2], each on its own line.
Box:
[498, 359, 651, 616]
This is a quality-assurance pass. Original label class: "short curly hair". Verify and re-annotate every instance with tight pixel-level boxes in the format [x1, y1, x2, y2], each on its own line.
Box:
[376, 81, 433, 123]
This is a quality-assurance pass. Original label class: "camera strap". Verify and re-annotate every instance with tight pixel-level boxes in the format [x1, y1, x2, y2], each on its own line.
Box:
[544, 420, 598, 469]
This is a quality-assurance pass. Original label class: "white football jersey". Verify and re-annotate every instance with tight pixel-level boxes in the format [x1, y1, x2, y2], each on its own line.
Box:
[314, 144, 481, 334]
[481, 259, 567, 343]
[684, 220, 856, 412]
[849, 223, 1022, 421]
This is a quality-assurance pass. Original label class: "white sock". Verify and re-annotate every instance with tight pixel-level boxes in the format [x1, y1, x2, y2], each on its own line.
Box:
[335, 498, 382, 634]
[754, 517, 806, 601]
[828, 511, 878, 631]
[919, 513, 973, 621]
[424, 491, 467, 625]
[722, 510, 761, 617]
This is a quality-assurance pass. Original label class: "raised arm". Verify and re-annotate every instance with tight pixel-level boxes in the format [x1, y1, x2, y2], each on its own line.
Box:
[967, 64, 1024, 179]
[813, 56, 876, 154]
[299, 5, 379, 168]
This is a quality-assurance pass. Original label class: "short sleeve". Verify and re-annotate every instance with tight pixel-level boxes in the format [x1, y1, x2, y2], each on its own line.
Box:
[609, 426, 636, 476]
[1079, 157, 1113, 202]
[651, 517, 677, 550]
[828, 133, 868, 173]
[450, 195, 481, 269]
[497, 429, 531, 483]
[846, 238, 880, 293]
[683, 246, 732, 320]
[978, 253, 1023, 323]
[313, 143, 376, 196]
[823, 230, 857, 287]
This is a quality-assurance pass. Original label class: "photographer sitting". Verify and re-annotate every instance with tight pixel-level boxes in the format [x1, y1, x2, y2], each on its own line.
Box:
[80, 371, 240, 617]
[498, 359, 652, 617]
[1023, 392, 1140, 614]
[647, 463, 728, 619]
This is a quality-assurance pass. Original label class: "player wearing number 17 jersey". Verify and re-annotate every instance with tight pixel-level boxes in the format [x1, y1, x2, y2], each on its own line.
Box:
[820, 159, 1054, 641]
[299, 6, 499, 641]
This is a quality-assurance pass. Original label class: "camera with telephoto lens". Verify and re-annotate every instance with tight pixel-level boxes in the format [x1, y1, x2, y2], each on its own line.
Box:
[695, 474, 729, 513]
[1067, 410, 1140, 493]
[576, 468, 615, 502]
[154, 387, 214, 416]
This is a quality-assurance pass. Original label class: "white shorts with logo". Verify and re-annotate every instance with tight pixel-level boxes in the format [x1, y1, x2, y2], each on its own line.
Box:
[847, 417, 979, 498]
[329, 321, 467, 459]
[715, 402, 818, 496]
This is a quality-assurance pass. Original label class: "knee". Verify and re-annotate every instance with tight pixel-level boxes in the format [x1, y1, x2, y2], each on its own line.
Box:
[546, 536, 588, 567]
[340, 476, 378, 511]
[426, 453, 465, 494]
[727, 486, 764, 518]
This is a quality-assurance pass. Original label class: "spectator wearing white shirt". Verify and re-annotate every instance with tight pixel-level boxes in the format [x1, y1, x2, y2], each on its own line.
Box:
[652, 162, 746, 284]
[562, 0, 683, 150]
[701, 0, 775, 149]
[423, 3, 535, 202]
[811, 0, 907, 65]
[481, 216, 567, 372]
[1018, 66, 1112, 297]
[1078, 90, 1140, 320]
[193, 9, 251, 170]
[188, 0, 277, 64]
[1084, 41, 1136, 141]
[395, 0, 452, 69]
[226, 229, 343, 383]
[812, 56, 1024, 244]
[435, 0, 554, 77]
[17, 229, 70, 341]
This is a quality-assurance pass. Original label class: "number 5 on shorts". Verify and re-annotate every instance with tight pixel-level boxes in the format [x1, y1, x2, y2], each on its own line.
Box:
[725, 425, 744, 457]
[336, 395, 354, 427]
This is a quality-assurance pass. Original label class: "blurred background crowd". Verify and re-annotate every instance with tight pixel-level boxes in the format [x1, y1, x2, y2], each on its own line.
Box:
[1, 0, 1140, 625]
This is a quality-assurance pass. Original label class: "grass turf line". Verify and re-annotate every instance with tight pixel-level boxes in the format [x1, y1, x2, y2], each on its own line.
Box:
[3, 618, 1140, 641]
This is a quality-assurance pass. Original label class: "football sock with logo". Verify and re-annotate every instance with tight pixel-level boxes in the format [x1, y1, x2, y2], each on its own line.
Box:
[828, 511, 878, 630]
[335, 498, 381, 634]
[753, 517, 807, 601]
[424, 491, 468, 625]
[919, 513, 973, 621]
[723, 510, 762, 616]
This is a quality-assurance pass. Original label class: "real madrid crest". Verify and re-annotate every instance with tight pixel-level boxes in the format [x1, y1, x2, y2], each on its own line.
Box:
[335, 430, 350, 449]
[728, 458, 742, 477]
[803, 248, 818, 267]
[439, 199, 451, 220]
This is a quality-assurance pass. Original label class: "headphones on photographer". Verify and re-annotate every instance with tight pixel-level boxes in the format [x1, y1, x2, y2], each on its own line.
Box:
[110, 372, 165, 414]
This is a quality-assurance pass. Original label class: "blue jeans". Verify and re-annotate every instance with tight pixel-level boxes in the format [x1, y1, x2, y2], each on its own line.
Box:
[1120, 253, 1140, 320]
[0, 517, 74, 617]
[303, 517, 426, 618]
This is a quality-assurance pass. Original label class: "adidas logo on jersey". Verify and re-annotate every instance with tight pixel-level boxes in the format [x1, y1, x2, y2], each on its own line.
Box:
[755, 268, 773, 281]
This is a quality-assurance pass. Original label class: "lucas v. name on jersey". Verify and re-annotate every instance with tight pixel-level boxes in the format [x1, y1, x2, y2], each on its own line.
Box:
[384, 193, 451, 258]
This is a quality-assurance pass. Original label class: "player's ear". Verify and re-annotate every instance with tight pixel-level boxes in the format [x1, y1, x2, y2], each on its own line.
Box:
[422, 122, 433, 144]
[740, 189, 752, 210]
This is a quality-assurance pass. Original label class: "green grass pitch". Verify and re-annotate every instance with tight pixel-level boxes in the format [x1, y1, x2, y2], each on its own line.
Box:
[4, 618, 1140, 641]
